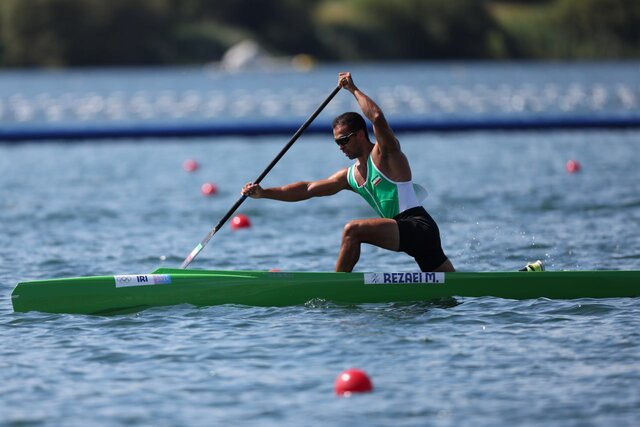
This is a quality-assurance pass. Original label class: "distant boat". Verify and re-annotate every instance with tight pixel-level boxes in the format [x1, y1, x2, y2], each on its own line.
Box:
[207, 39, 315, 73]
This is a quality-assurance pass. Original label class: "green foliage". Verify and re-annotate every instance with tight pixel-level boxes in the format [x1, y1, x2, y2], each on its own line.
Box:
[170, 0, 324, 56]
[1, 0, 174, 66]
[490, 0, 640, 59]
[316, 0, 501, 60]
[553, 0, 640, 57]
[0, 0, 638, 67]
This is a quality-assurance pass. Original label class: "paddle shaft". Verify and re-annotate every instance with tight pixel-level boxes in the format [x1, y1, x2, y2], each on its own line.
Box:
[179, 84, 342, 269]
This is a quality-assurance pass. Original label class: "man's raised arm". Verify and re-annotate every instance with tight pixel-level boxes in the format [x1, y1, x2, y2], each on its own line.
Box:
[339, 72, 400, 154]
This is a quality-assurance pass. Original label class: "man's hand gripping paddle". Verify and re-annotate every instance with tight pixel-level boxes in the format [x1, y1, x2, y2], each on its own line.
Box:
[179, 84, 342, 269]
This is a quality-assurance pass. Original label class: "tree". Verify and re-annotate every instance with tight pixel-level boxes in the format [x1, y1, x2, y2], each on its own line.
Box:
[1, 0, 174, 67]
[554, 0, 640, 57]
[316, 0, 501, 60]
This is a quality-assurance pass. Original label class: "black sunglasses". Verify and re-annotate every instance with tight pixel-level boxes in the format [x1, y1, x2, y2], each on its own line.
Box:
[335, 131, 357, 146]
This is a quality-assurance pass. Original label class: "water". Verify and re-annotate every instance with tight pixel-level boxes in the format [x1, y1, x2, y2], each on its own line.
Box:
[1, 64, 640, 426]
[1, 62, 639, 131]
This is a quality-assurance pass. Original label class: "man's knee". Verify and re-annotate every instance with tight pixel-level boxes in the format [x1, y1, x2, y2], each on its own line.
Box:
[342, 220, 366, 242]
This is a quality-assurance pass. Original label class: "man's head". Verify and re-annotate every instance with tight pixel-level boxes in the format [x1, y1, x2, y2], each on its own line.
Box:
[332, 112, 366, 134]
[332, 112, 369, 159]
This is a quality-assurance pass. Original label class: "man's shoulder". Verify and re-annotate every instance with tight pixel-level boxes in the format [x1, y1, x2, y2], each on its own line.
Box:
[371, 143, 412, 179]
[371, 144, 403, 164]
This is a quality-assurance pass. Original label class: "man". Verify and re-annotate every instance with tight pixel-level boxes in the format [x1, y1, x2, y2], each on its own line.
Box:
[242, 72, 455, 273]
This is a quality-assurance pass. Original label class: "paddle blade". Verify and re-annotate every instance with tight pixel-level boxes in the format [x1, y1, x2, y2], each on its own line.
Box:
[180, 243, 203, 269]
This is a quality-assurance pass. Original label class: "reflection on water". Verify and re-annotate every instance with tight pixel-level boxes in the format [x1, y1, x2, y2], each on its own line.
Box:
[0, 63, 639, 427]
[1, 63, 638, 130]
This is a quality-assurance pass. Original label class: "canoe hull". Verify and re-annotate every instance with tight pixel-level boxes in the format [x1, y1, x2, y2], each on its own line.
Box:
[11, 268, 640, 315]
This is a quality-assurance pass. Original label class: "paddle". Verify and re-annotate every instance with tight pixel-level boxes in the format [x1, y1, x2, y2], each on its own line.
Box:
[179, 84, 342, 269]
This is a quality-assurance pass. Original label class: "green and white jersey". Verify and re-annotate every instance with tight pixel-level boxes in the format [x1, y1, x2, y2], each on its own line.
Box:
[347, 155, 427, 219]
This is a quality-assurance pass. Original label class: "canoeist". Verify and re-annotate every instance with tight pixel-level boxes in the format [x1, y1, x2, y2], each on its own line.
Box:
[242, 72, 455, 273]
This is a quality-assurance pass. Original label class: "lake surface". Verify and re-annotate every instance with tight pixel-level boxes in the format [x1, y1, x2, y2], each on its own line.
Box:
[1, 63, 639, 426]
[2, 61, 639, 131]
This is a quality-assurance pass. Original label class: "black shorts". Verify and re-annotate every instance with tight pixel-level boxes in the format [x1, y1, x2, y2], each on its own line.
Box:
[394, 206, 448, 272]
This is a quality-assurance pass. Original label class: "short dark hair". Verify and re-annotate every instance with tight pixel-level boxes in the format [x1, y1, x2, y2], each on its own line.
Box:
[332, 112, 367, 136]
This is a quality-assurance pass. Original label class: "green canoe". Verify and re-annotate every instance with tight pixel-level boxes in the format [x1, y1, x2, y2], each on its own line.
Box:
[10, 268, 640, 315]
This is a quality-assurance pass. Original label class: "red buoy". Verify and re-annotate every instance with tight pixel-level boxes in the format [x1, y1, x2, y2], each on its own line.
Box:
[200, 182, 218, 196]
[334, 369, 373, 396]
[566, 160, 581, 173]
[183, 159, 199, 172]
[231, 214, 251, 230]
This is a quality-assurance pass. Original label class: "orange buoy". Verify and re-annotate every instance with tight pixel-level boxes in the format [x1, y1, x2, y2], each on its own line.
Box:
[183, 159, 199, 172]
[200, 182, 218, 196]
[334, 369, 373, 396]
[231, 214, 251, 230]
[566, 159, 581, 173]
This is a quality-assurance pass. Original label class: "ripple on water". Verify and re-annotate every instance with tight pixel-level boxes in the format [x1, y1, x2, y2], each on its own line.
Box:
[1, 116, 639, 426]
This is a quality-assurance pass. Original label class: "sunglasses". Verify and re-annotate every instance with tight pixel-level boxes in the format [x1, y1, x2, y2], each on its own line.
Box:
[334, 131, 357, 146]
